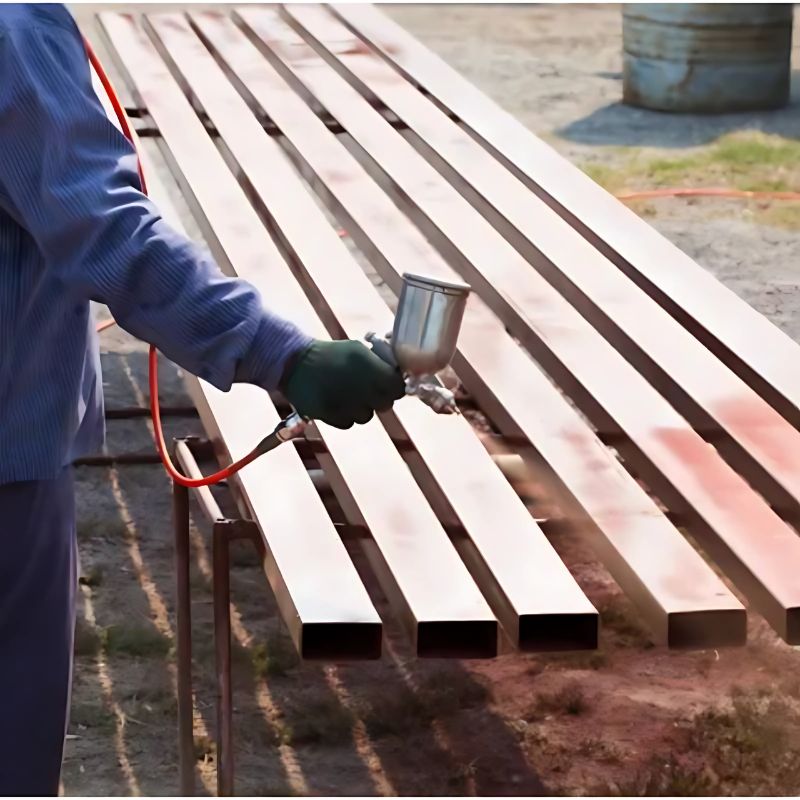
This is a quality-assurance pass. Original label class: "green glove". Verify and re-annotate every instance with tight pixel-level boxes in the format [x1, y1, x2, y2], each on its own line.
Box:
[281, 340, 406, 429]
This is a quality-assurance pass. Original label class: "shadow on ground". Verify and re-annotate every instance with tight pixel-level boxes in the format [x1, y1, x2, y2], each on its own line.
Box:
[559, 71, 800, 148]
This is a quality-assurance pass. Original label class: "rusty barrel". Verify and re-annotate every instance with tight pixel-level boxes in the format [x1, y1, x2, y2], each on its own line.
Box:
[622, 4, 793, 112]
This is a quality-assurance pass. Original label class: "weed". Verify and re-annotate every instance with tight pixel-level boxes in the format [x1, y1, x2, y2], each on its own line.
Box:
[363, 684, 431, 738]
[535, 681, 589, 717]
[70, 701, 116, 732]
[578, 736, 623, 764]
[251, 631, 299, 679]
[419, 669, 490, 715]
[77, 517, 128, 542]
[281, 696, 354, 746]
[539, 650, 609, 672]
[102, 623, 171, 658]
[78, 565, 104, 588]
[363, 670, 490, 739]
[74, 618, 102, 657]
[598, 597, 652, 648]
[606, 757, 713, 796]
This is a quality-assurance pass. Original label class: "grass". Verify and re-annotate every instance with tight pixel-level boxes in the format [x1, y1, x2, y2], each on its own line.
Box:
[281, 696, 355, 746]
[532, 649, 609, 674]
[363, 670, 491, 739]
[606, 757, 712, 797]
[103, 623, 171, 658]
[534, 681, 589, 717]
[577, 736, 623, 764]
[598, 596, 652, 649]
[600, 690, 800, 796]
[580, 131, 800, 230]
[74, 618, 103, 657]
[77, 517, 129, 542]
[70, 701, 116, 732]
[78, 565, 104, 588]
[251, 630, 299, 679]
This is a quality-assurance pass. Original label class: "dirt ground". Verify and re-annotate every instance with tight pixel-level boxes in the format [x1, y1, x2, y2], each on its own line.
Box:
[62, 3, 800, 796]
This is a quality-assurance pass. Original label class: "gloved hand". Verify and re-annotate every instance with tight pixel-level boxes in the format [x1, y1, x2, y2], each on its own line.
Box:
[281, 339, 406, 429]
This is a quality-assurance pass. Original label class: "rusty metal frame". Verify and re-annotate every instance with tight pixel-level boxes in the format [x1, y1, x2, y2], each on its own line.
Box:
[172, 437, 264, 797]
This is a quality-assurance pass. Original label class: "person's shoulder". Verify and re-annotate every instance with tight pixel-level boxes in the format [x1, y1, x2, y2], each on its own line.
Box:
[0, 4, 77, 37]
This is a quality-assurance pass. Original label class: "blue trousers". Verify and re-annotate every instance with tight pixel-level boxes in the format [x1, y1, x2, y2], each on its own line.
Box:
[0, 469, 76, 796]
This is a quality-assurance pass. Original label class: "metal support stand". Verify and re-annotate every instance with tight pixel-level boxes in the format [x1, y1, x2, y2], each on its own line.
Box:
[171, 438, 263, 797]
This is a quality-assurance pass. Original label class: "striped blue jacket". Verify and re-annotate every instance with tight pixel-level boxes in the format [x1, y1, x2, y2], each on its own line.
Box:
[0, 5, 310, 484]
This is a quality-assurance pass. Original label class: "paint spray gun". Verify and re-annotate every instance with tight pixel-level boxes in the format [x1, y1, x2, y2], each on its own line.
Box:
[259, 273, 471, 452]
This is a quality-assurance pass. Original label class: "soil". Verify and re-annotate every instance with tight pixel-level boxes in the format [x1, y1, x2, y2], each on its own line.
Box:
[61, 3, 800, 796]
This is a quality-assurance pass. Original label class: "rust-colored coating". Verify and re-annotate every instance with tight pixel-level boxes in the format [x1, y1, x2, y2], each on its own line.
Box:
[236, 6, 800, 643]
[194, 9, 746, 648]
[292, 2, 800, 520]
[331, 2, 800, 432]
[176, 8, 598, 651]
[101, 11, 497, 657]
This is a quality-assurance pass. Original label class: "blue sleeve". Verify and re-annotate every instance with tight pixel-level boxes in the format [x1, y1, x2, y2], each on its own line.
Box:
[0, 19, 311, 391]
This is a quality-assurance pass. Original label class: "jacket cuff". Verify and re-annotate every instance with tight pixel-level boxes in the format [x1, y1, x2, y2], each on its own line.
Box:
[234, 314, 313, 391]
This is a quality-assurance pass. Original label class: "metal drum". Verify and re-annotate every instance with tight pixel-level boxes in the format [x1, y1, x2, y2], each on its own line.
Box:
[622, 4, 794, 112]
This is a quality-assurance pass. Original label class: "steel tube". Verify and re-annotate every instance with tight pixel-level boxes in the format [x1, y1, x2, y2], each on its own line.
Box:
[172, 467, 196, 797]
[330, 3, 800, 432]
[254, 6, 798, 644]
[212, 522, 235, 796]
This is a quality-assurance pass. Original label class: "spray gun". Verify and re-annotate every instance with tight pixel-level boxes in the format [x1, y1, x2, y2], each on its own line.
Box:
[258, 273, 471, 453]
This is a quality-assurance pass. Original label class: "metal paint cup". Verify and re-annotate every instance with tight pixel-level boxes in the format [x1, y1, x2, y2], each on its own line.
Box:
[391, 272, 471, 376]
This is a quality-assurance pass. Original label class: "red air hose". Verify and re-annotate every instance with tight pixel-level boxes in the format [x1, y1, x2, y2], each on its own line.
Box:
[85, 38, 265, 487]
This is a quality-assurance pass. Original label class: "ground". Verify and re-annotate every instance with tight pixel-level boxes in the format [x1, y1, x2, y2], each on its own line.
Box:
[62, 3, 800, 796]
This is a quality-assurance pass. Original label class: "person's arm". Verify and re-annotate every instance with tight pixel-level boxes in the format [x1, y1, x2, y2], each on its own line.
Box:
[0, 17, 310, 391]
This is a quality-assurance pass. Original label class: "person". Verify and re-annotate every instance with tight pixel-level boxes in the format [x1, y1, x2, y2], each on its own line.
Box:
[0, 5, 405, 795]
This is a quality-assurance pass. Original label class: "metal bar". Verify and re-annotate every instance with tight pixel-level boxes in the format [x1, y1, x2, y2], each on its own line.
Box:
[212, 521, 235, 796]
[237, 7, 800, 645]
[216, 8, 747, 648]
[175, 439, 225, 523]
[331, 3, 800, 432]
[99, 17, 385, 661]
[162, 10, 596, 653]
[194, 7, 747, 650]
[172, 468, 196, 796]
[107, 11, 496, 659]
[291, 5, 800, 521]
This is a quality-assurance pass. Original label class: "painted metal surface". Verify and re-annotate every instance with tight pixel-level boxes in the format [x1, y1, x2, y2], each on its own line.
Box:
[100, 13, 385, 662]
[288, 4, 800, 524]
[150, 10, 599, 652]
[100, 11, 497, 658]
[330, 3, 800, 432]
[240, 5, 800, 643]
[199, 8, 746, 649]
[622, 4, 793, 112]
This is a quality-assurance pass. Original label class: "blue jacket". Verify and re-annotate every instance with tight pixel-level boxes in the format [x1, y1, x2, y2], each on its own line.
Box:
[0, 5, 311, 484]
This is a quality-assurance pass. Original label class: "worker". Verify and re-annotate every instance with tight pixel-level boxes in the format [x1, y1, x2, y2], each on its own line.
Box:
[0, 5, 405, 795]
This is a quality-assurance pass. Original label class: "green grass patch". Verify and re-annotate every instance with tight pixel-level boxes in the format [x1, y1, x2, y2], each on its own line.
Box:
[251, 631, 299, 679]
[103, 623, 171, 658]
[70, 702, 116, 732]
[580, 131, 800, 229]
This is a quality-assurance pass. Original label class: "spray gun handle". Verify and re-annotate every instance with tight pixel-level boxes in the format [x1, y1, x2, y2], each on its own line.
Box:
[254, 411, 308, 456]
[365, 331, 398, 369]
